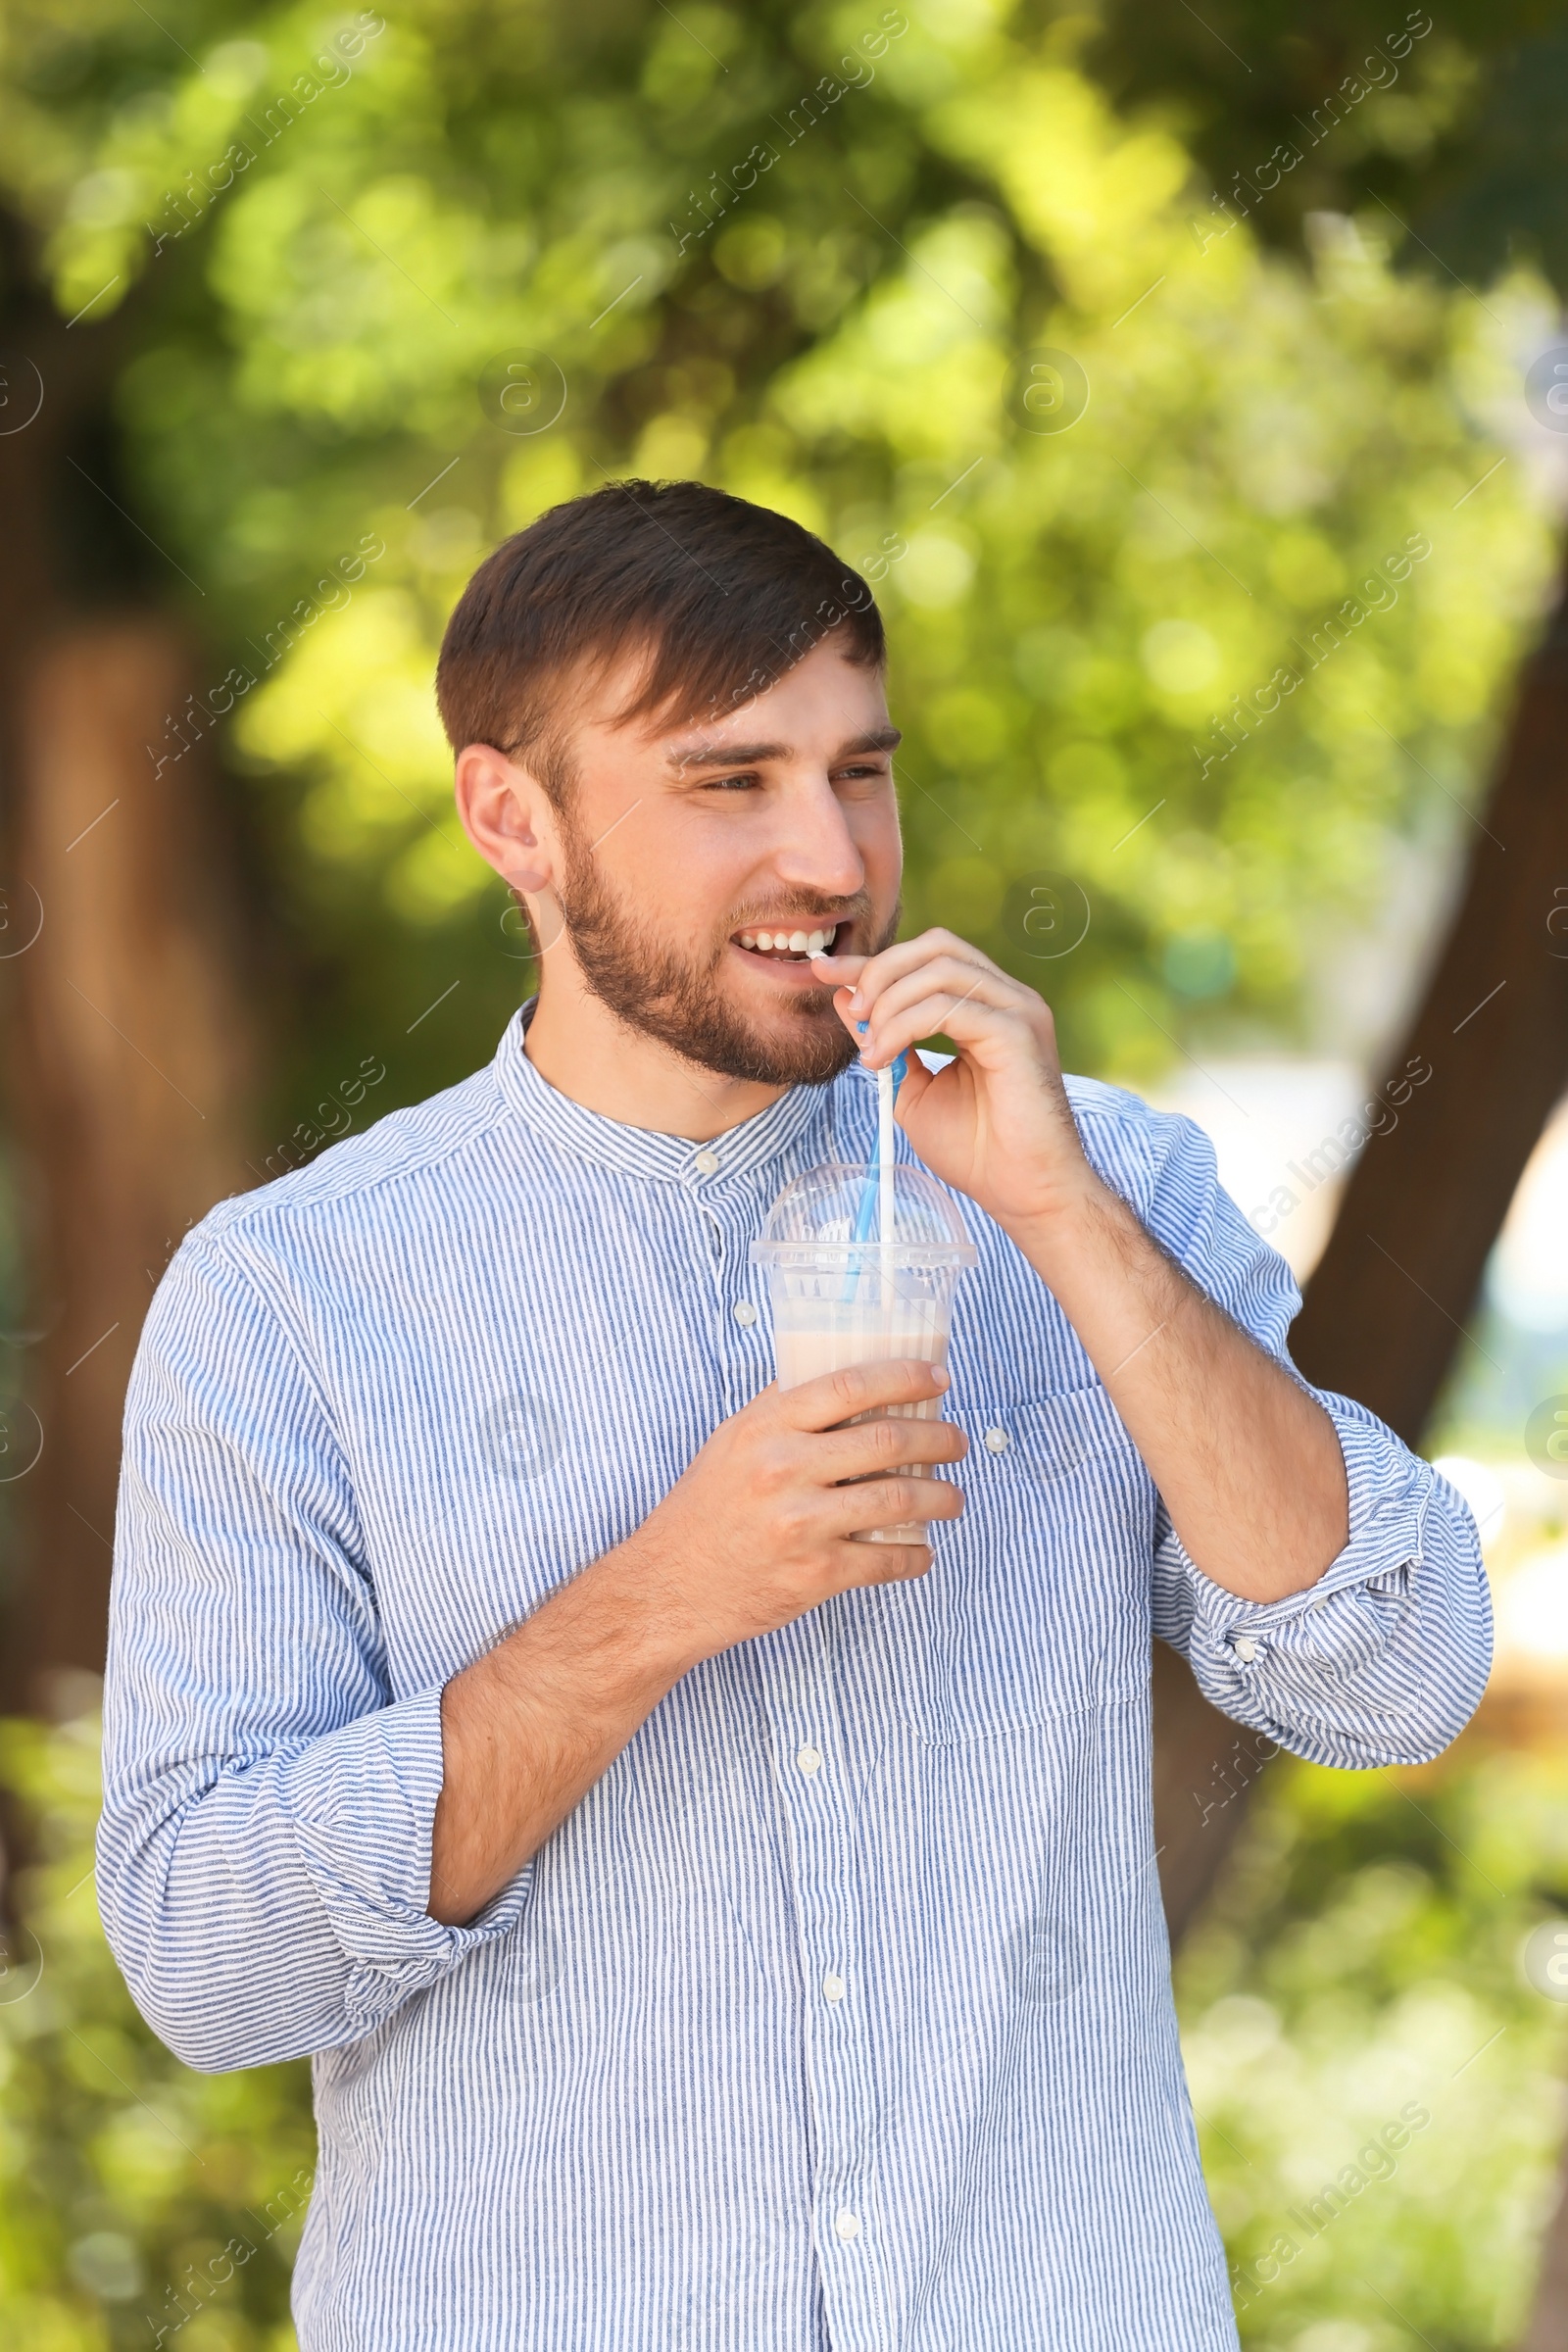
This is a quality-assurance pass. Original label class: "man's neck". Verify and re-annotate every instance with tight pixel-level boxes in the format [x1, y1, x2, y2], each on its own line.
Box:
[522, 975, 791, 1144]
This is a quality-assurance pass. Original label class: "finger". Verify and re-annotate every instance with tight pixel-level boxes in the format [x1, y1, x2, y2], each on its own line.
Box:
[842, 929, 1004, 1013]
[776, 1356, 952, 1432]
[807, 942, 1008, 1057]
[864, 990, 1033, 1072]
[808, 932, 998, 1018]
[827, 1537, 934, 1589]
[826, 1473, 965, 1538]
[819, 978, 864, 1046]
[813, 1412, 969, 1481]
[859, 959, 1019, 1056]
[891, 1052, 936, 1119]
[810, 949, 867, 988]
[801, 959, 865, 1044]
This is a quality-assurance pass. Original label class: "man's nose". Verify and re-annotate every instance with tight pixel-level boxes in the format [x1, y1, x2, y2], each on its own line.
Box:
[772, 777, 866, 899]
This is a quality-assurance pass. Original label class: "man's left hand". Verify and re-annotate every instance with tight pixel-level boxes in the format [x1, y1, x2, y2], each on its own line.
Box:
[819, 926, 1351, 1606]
[814, 928, 1093, 1232]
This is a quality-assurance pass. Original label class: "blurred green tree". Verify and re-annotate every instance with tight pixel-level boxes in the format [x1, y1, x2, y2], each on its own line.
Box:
[1179, 1736, 1568, 2349]
[1089, 0, 1568, 294]
[1, 1, 1567, 2342]
[0, 0, 1555, 1678]
[0, 1713, 312, 2350]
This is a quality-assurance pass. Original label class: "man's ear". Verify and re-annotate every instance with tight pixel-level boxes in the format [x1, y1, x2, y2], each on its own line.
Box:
[454, 742, 558, 895]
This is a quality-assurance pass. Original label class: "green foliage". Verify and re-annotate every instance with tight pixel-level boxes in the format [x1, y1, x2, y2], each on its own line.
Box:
[0, 0, 1555, 1129]
[6, 1711, 1568, 2350]
[1087, 0, 1568, 298]
[1, 4, 1565, 2338]
[1179, 1742, 1568, 2348]
[0, 1717, 310, 2351]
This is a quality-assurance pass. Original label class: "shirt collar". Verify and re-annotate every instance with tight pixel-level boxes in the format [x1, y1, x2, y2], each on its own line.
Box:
[491, 1004, 839, 1189]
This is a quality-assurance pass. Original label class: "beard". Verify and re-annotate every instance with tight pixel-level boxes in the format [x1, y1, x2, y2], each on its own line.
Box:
[548, 823, 897, 1086]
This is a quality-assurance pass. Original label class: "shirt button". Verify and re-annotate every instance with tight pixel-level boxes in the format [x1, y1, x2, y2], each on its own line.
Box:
[823, 1972, 846, 2003]
[796, 1744, 823, 1776]
[733, 1299, 758, 1328]
[983, 1426, 1010, 1454]
[834, 2209, 860, 2243]
[694, 1149, 719, 1176]
[1234, 1636, 1259, 1663]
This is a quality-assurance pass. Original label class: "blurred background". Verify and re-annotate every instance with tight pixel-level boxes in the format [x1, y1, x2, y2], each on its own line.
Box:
[2, 0, 1568, 2343]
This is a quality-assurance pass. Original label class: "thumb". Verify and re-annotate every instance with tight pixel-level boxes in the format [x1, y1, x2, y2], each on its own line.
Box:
[894, 1055, 934, 1124]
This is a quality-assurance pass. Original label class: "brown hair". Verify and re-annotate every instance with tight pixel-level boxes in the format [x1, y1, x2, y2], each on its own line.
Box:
[434, 478, 885, 794]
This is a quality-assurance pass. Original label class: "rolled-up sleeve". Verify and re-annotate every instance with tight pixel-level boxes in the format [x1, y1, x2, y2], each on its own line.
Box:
[1121, 1104, 1493, 1768]
[97, 1231, 532, 2073]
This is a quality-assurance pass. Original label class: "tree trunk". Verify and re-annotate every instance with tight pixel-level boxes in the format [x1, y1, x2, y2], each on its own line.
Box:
[1290, 585, 1568, 1438]
[1152, 548, 1568, 1934]
[1152, 1639, 1282, 1945]
[1523, 2155, 1568, 2352]
[1139, 544, 1568, 2336]
[4, 621, 258, 1703]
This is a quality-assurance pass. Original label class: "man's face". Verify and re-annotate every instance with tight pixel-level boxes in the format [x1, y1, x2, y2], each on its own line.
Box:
[548, 633, 904, 1085]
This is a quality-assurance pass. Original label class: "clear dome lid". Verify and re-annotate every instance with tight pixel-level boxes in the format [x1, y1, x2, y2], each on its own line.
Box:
[750, 1163, 978, 1269]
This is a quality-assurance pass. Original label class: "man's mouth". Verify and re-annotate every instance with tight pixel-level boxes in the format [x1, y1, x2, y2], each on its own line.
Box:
[732, 921, 843, 964]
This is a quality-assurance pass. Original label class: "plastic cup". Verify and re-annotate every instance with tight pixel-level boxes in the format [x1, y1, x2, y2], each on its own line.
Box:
[751, 1163, 978, 1543]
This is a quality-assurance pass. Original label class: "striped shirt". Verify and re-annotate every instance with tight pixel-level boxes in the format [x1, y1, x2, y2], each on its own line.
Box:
[98, 1006, 1491, 2351]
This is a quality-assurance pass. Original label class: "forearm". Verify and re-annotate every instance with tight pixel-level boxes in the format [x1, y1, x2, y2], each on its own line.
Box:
[430, 1350, 970, 1926]
[1004, 1174, 1348, 1604]
[429, 1536, 696, 1926]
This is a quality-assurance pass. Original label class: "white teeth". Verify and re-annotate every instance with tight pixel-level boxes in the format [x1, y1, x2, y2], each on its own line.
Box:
[737, 923, 838, 956]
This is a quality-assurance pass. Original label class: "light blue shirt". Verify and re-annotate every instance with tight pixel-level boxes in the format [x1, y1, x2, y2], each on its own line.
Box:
[99, 1008, 1491, 2351]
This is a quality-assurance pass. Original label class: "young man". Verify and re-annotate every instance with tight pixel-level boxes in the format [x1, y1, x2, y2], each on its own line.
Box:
[100, 480, 1489, 2351]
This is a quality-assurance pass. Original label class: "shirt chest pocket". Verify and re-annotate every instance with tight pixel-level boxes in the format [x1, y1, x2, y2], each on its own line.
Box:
[878, 1386, 1156, 1743]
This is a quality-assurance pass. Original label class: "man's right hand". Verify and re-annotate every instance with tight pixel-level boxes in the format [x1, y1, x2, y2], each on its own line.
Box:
[428, 1362, 965, 1925]
[621, 1358, 968, 1672]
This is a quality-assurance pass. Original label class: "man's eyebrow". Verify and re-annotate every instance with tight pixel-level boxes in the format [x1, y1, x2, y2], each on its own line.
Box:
[665, 725, 903, 772]
[666, 739, 787, 771]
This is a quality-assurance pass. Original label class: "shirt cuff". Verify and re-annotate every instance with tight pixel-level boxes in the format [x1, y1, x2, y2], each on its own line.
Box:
[270, 1685, 535, 2028]
[1163, 1391, 1432, 1685]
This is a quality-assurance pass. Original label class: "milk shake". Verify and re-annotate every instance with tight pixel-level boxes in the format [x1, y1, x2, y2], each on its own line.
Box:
[773, 1297, 952, 1543]
[752, 1163, 977, 1543]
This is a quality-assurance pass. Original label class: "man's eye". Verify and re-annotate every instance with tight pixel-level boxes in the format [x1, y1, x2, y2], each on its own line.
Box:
[702, 772, 760, 792]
